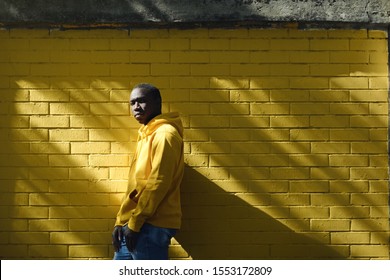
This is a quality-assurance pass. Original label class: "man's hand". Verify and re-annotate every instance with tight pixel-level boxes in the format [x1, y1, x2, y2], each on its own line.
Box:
[123, 225, 139, 252]
[112, 226, 123, 252]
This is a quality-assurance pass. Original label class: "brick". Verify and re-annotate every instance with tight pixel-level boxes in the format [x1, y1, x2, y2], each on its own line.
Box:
[151, 39, 189, 50]
[71, 142, 111, 154]
[49, 155, 88, 167]
[191, 39, 230, 50]
[50, 103, 90, 115]
[330, 51, 369, 63]
[231, 39, 270, 50]
[249, 155, 289, 167]
[210, 77, 249, 89]
[90, 103, 129, 115]
[210, 51, 250, 63]
[290, 129, 329, 141]
[89, 155, 128, 167]
[49, 129, 88, 141]
[110, 38, 149, 50]
[331, 232, 370, 244]
[311, 194, 350, 206]
[10, 232, 50, 244]
[51, 232, 89, 244]
[130, 51, 170, 63]
[370, 52, 388, 63]
[29, 245, 68, 258]
[190, 116, 230, 128]
[370, 77, 389, 89]
[330, 180, 369, 193]
[290, 77, 329, 89]
[329, 155, 368, 166]
[0, 39, 29, 50]
[89, 129, 130, 141]
[290, 206, 329, 218]
[10, 103, 49, 115]
[231, 116, 269, 128]
[9, 206, 49, 219]
[270, 116, 309, 127]
[250, 51, 290, 63]
[289, 154, 328, 166]
[350, 168, 388, 180]
[310, 116, 350, 127]
[330, 77, 369, 89]
[30, 116, 69, 128]
[270, 64, 309, 76]
[310, 39, 349, 50]
[350, 39, 387, 51]
[171, 103, 209, 115]
[0, 193, 28, 205]
[310, 64, 350, 76]
[330, 206, 370, 218]
[70, 64, 109, 76]
[210, 103, 249, 115]
[251, 103, 289, 115]
[0, 63, 30, 76]
[69, 167, 109, 180]
[270, 167, 310, 180]
[192, 64, 231, 76]
[70, 39, 110, 50]
[30, 193, 69, 206]
[311, 167, 350, 180]
[70, 116, 110, 128]
[330, 129, 369, 141]
[351, 116, 388, 128]
[289, 51, 329, 63]
[351, 218, 388, 231]
[311, 219, 350, 231]
[350, 90, 388, 102]
[232, 142, 272, 154]
[170, 51, 209, 63]
[152, 64, 190, 76]
[270, 39, 309, 50]
[9, 129, 48, 141]
[290, 180, 329, 193]
[291, 103, 330, 114]
[171, 77, 209, 89]
[110, 64, 150, 76]
[251, 78, 289, 89]
[29, 219, 68, 231]
[351, 245, 389, 258]
[351, 142, 387, 154]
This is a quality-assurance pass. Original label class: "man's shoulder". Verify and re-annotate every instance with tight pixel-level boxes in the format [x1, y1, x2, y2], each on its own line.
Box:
[154, 123, 182, 140]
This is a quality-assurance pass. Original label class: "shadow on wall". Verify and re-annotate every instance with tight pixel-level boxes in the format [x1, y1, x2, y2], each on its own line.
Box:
[176, 166, 343, 260]
[1, 81, 135, 259]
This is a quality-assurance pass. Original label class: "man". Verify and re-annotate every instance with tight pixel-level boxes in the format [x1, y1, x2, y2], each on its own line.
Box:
[112, 83, 184, 260]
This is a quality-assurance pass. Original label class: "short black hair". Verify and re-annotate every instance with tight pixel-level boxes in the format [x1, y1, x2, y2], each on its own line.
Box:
[133, 83, 162, 104]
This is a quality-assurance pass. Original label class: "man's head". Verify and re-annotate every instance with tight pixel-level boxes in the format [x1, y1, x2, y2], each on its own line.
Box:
[130, 83, 162, 125]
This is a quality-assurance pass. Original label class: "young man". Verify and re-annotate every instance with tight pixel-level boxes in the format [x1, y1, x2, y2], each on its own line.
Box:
[112, 84, 184, 260]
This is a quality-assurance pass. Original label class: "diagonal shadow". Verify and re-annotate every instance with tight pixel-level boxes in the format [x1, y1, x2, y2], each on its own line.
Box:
[176, 165, 344, 259]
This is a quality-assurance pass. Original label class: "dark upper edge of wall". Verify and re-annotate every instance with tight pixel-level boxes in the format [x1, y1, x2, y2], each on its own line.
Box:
[0, 0, 389, 29]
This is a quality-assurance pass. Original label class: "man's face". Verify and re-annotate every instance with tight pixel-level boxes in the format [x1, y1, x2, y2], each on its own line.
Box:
[130, 88, 159, 125]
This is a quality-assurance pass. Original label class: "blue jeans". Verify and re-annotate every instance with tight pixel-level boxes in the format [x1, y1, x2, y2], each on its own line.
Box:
[113, 223, 177, 260]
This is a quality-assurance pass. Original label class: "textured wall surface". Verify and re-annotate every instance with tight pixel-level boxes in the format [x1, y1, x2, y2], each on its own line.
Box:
[0, 27, 388, 259]
[0, 0, 390, 27]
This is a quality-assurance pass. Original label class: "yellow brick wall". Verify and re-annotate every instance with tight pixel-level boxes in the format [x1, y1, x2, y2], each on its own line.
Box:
[0, 28, 388, 259]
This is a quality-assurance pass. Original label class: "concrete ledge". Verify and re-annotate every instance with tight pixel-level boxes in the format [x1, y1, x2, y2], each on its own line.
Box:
[0, 0, 389, 28]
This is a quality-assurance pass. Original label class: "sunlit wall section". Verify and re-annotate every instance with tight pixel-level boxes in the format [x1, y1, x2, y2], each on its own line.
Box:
[0, 28, 388, 259]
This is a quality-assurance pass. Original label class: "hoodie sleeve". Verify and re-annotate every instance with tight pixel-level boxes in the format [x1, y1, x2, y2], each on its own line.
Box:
[127, 129, 182, 232]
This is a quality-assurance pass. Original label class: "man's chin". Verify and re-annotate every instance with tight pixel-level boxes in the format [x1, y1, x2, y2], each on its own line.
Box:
[134, 115, 145, 124]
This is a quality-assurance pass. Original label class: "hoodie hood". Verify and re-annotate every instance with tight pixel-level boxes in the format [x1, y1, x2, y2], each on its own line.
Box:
[138, 112, 183, 139]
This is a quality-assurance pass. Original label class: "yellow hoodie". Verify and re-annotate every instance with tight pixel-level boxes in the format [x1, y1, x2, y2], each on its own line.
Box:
[114, 112, 184, 232]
